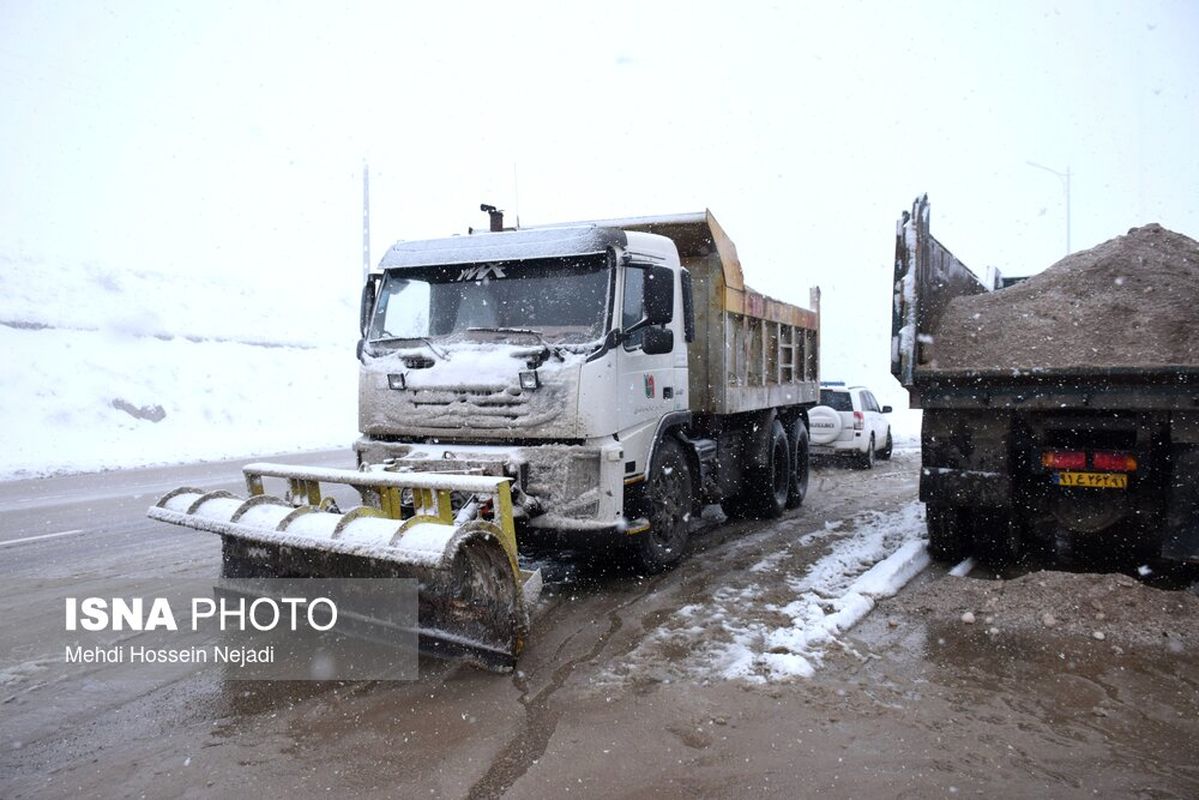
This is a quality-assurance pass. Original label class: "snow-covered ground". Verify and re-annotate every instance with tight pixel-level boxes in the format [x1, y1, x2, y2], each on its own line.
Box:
[0, 255, 359, 478]
[605, 501, 929, 684]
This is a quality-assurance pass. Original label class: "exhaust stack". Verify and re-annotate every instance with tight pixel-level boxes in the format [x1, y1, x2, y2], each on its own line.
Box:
[480, 203, 504, 232]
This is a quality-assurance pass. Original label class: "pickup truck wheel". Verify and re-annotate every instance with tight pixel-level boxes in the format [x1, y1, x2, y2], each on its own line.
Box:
[878, 430, 893, 461]
[785, 419, 810, 509]
[857, 435, 876, 470]
[926, 504, 965, 562]
[724, 418, 791, 520]
[634, 438, 693, 572]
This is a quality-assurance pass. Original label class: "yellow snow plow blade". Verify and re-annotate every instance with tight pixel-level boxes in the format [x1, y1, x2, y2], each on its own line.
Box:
[147, 463, 541, 672]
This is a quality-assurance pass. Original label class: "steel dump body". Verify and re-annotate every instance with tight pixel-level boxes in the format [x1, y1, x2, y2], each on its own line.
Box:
[587, 211, 820, 414]
[892, 195, 1199, 565]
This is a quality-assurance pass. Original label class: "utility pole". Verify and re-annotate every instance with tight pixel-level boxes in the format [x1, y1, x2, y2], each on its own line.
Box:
[1026, 160, 1071, 255]
[362, 162, 371, 283]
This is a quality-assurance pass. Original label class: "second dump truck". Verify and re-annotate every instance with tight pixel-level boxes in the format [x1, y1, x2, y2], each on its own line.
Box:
[151, 209, 821, 669]
[893, 195, 1199, 567]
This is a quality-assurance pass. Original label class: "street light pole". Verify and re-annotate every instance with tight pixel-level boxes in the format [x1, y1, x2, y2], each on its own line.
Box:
[1026, 160, 1071, 255]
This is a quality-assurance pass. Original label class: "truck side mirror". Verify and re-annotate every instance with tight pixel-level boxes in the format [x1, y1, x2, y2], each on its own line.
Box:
[642, 326, 674, 355]
[643, 265, 674, 327]
[360, 275, 380, 337]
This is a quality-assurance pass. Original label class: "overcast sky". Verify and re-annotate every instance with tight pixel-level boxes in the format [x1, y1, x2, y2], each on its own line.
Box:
[2, 0, 1195, 392]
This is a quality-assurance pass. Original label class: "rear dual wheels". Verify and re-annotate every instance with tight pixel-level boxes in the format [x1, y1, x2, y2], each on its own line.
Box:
[926, 504, 1022, 567]
[785, 418, 810, 509]
[723, 417, 809, 520]
[926, 505, 966, 563]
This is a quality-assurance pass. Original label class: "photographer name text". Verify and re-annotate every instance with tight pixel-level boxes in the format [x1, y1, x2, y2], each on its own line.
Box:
[65, 644, 275, 666]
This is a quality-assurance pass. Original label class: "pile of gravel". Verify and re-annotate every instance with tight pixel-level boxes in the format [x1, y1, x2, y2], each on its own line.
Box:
[891, 570, 1198, 652]
[930, 224, 1199, 371]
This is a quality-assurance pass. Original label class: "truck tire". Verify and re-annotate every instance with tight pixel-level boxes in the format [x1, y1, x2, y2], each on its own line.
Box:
[633, 437, 693, 572]
[785, 418, 810, 509]
[972, 509, 1020, 568]
[856, 434, 876, 470]
[926, 504, 965, 563]
[722, 418, 791, 520]
[879, 429, 893, 461]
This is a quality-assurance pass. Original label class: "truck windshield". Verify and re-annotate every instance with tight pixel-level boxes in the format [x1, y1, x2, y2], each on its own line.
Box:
[368, 254, 612, 346]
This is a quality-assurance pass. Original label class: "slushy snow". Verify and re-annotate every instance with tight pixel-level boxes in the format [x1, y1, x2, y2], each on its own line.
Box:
[605, 501, 929, 684]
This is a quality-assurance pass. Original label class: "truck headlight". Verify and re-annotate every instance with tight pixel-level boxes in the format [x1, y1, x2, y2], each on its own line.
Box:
[519, 370, 540, 390]
[387, 373, 406, 390]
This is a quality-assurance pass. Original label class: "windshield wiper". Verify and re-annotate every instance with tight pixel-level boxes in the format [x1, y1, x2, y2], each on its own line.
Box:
[466, 327, 565, 362]
[372, 335, 450, 360]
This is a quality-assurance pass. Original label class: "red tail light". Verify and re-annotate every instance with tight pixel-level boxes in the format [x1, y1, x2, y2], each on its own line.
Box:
[1092, 451, 1137, 472]
[852, 411, 864, 431]
[1042, 450, 1086, 470]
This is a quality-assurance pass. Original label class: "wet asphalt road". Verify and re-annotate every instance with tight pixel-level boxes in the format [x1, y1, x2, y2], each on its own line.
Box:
[2, 448, 1196, 799]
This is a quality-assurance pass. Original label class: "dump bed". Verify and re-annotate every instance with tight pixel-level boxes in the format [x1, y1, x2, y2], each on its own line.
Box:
[611, 211, 820, 415]
[891, 195, 1199, 408]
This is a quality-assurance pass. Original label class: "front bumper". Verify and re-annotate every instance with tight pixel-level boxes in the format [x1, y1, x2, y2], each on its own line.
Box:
[354, 437, 627, 533]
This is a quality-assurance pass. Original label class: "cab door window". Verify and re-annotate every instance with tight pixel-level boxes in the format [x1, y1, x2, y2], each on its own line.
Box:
[622, 267, 645, 350]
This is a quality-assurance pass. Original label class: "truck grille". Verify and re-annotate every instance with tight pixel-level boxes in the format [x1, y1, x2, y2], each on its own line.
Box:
[406, 386, 530, 424]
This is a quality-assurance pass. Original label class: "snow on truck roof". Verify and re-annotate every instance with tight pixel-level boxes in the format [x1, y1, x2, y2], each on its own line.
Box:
[379, 210, 818, 329]
[380, 226, 627, 269]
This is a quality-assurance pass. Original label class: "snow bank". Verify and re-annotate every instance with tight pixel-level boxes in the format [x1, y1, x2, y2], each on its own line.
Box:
[0, 327, 358, 478]
[0, 253, 360, 479]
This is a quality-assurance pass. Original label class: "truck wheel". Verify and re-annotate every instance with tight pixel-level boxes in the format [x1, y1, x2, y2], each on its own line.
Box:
[926, 504, 965, 563]
[634, 438, 693, 572]
[972, 509, 1020, 568]
[879, 430, 893, 461]
[785, 419, 810, 509]
[857, 435, 876, 470]
[723, 418, 791, 520]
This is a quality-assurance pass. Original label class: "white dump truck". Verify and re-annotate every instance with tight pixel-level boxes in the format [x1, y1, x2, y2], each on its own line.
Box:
[150, 209, 820, 669]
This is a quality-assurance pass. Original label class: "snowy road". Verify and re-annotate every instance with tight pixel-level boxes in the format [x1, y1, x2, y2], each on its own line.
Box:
[0, 449, 352, 575]
[2, 448, 1196, 799]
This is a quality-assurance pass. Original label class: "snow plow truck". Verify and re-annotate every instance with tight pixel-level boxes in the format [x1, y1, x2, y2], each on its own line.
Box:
[149, 209, 821, 670]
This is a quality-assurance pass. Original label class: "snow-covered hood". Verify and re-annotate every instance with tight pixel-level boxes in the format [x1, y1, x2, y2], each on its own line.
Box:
[358, 340, 586, 440]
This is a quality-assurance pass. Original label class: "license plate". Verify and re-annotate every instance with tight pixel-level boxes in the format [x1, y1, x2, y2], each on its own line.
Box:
[1053, 471, 1128, 489]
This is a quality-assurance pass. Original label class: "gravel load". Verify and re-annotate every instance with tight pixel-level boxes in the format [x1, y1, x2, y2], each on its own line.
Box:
[931, 223, 1199, 371]
[891, 570, 1199, 652]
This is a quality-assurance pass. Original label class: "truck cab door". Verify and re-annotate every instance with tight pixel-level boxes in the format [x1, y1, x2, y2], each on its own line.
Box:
[617, 264, 683, 477]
